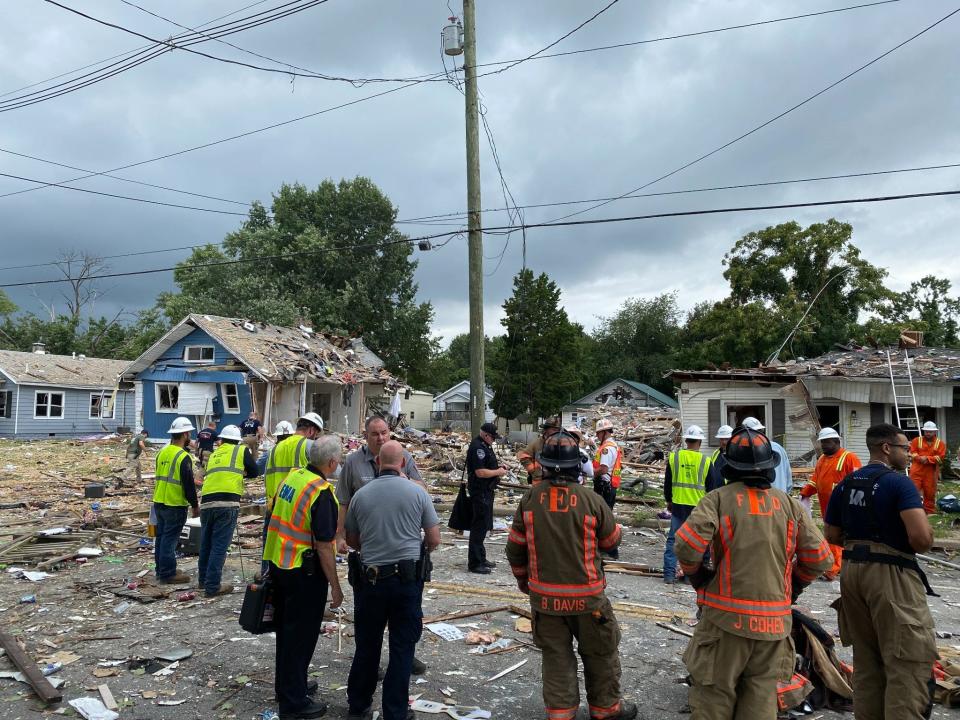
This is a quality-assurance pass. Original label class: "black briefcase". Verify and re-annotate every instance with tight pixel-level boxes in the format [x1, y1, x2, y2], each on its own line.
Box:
[448, 483, 474, 531]
[239, 576, 276, 634]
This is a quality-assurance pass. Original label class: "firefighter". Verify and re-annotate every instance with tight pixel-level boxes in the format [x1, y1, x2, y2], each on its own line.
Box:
[909, 420, 945, 514]
[798, 427, 861, 580]
[517, 416, 563, 484]
[675, 426, 833, 719]
[506, 430, 637, 720]
[824, 422, 937, 719]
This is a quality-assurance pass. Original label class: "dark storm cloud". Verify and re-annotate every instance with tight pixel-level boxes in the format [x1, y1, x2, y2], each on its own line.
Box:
[1, 1, 958, 341]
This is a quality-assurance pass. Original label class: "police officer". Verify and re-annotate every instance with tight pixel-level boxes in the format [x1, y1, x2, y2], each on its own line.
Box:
[517, 416, 562, 484]
[345, 441, 440, 720]
[153, 417, 199, 584]
[263, 435, 343, 720]
[198, 424, 258, 597]
[675, 426, 833, 719]
[506, 431, 637, 720]
[823, 422, 937, 719]
[466, 422, 508, 574]
[663, 425, 722, 584]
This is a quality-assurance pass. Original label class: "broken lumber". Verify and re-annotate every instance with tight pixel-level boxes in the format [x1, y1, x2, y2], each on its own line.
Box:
[656, 622, 694, 638]
[98, 684, 118, 711]
[0, 631, 63, 704]
[422, 605, 510, 624]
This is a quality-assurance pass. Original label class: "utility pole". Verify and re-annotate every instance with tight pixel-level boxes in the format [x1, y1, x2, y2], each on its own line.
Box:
[463, 0, 485, 437]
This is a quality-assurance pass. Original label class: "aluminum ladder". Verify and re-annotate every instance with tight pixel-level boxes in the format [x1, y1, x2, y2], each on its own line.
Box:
[886, 349, 922, 432]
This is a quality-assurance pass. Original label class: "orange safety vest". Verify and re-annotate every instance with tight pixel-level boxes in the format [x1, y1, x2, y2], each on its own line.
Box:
[263, 467, 337, 570]
[592, 439, 623, 489]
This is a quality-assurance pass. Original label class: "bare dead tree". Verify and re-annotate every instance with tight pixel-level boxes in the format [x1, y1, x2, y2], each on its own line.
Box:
[54, 251, 109, 322]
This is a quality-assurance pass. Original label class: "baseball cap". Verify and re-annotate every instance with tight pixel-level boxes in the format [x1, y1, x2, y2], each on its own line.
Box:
[480, 422, 500, 438]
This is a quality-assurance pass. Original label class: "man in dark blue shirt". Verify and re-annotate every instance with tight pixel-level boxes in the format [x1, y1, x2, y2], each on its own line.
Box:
[240, 411, 263, 460]
[823, 423, 936, 719]
[466, 423, 507, 575]
[195, 421, 218, 466]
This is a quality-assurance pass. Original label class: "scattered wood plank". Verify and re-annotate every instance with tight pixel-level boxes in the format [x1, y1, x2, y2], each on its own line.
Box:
[0, 631, 63, 704]
[422, 605, 510, 625]
[98, 684, 118, 711]
[508, 604, 532, 619]
[656, 622, 694, 638]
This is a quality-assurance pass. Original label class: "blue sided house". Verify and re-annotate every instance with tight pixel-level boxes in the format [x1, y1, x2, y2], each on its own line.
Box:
[0, 345, 134, 439]
[122, 314, 400, 440]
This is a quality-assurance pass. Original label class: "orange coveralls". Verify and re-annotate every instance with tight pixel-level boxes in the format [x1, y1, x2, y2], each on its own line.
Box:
[799, 449, 861, 578]
[909, 436, 945, 514]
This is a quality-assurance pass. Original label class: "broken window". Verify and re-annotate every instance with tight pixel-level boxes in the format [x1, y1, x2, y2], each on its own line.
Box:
[34, 391, 64, 419]
[157, 383, 179, 411]
[89, 393, 114, 419]
[183, 345, 215, 363]
[815, 404, 840, 434]
[221, 383, 241, 413]
[724, 403, 766, 429]
[0, 390, 10, 419]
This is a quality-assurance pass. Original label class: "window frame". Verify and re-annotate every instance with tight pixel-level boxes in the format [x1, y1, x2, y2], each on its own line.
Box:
[0, 390, 8, 419]
[155, 382, 180, 413]
[221, 383, 241, 414]
[34, 390, 65, 420]
[182, 345, 215, 364]
[89, 392, 114, 420]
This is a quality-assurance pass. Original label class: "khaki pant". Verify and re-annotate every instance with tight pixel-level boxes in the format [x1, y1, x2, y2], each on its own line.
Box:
[833, 543, 937, 719]
[532, 597, 623, 720]
[243, 435, 259, 459]
[195, 449, 212, 484]
[683, 619, 792, 720]
[124, 456, 141, 486]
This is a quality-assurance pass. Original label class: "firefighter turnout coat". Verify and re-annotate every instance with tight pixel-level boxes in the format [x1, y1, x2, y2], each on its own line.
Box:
[506, 479, 622, 615]
[675, 483, 833, 640]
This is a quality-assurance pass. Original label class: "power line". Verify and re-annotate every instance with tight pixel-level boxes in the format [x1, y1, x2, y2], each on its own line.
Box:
[2, 187, 956, 288]
[0, 170, 249, 215]
[395, 161, 960, 224]
[0, 147, 251, 207]
[464, 0, 905, 77]
[544, 4, 960, 224]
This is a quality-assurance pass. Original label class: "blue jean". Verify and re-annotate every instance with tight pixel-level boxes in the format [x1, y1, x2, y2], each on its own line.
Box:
[154, 503, 188, 580]
[663, 512, 684, 581]
[260, 507, 271, 576]
[347, 576, 424, 720]
[198, 506, 239, 595]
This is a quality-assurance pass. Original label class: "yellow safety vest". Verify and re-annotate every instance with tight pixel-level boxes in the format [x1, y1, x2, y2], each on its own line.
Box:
[264, 435, 309, 507]
[153, 444, 193, 507]
[593, 439, 623, 489]
[263, 467, 338, 570]
[202, 442, 246, 497]
[668, 448, 711, 506]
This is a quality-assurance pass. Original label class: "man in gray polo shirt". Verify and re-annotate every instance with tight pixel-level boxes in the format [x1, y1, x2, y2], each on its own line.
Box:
[345, 440, 439, 720]
[335, 416, 423, 554]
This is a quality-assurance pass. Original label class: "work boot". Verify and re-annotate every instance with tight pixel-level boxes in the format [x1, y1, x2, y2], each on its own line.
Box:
[346, 709, 373, 720]
[205, 584, 234, 597]
[482, 560, 497, 569]
[598, 700, 637, 720]
[469, 566, 491, 575]
[280, 699, 327, 719]
[274, 679, 318, 700]
[411, 656, 427, 675]
[158, 572, 190, 585]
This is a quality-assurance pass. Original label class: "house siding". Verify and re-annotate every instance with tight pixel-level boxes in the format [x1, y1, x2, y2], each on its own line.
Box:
[137, 327, 252, 439]
[3, 385, 135, 439]
[0, 372, 19, 436]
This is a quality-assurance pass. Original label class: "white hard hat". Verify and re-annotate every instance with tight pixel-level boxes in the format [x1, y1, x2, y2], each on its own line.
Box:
[219, 424, 243, 442]
[274, 420, 295, 435]
[715, 424, 734, 440]
[922, 421, 939, 432]
[817, 427, 841, 442]
[167, 417, 195, 434]
[741, 416, 765, 431]
[298, 412, 324, 431]
[683, 425, 706, 441]
[595, 418, 615, 433]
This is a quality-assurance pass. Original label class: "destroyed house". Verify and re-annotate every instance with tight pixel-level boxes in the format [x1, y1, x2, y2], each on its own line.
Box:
[122, 314, 401, 440]
[0, 347, 134, 439]
[562, 378, 677, 427]
[668, 345, 960, 463]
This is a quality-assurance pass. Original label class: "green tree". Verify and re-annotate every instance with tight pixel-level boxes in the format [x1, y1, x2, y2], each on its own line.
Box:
[489, 269, 587, 419]
[589, 294, 681, 393]
[158, 178, 435, 380]
[870, 275, 960, 347]
[413, 333, 499, 394]
[0, 290, 16, 318]
[723, 219, 888, 360]
[675, 299, 789, 369]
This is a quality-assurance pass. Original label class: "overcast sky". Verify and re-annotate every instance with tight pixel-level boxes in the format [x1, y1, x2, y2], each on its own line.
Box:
[1, 0, 958, 344]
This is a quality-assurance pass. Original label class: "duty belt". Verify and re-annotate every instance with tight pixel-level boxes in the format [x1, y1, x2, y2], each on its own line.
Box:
[362, 559, 415, 585]
[842, 544, 939, 597]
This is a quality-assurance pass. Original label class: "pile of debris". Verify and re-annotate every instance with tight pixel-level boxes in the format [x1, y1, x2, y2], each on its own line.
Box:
[574, 405, 682, 465]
